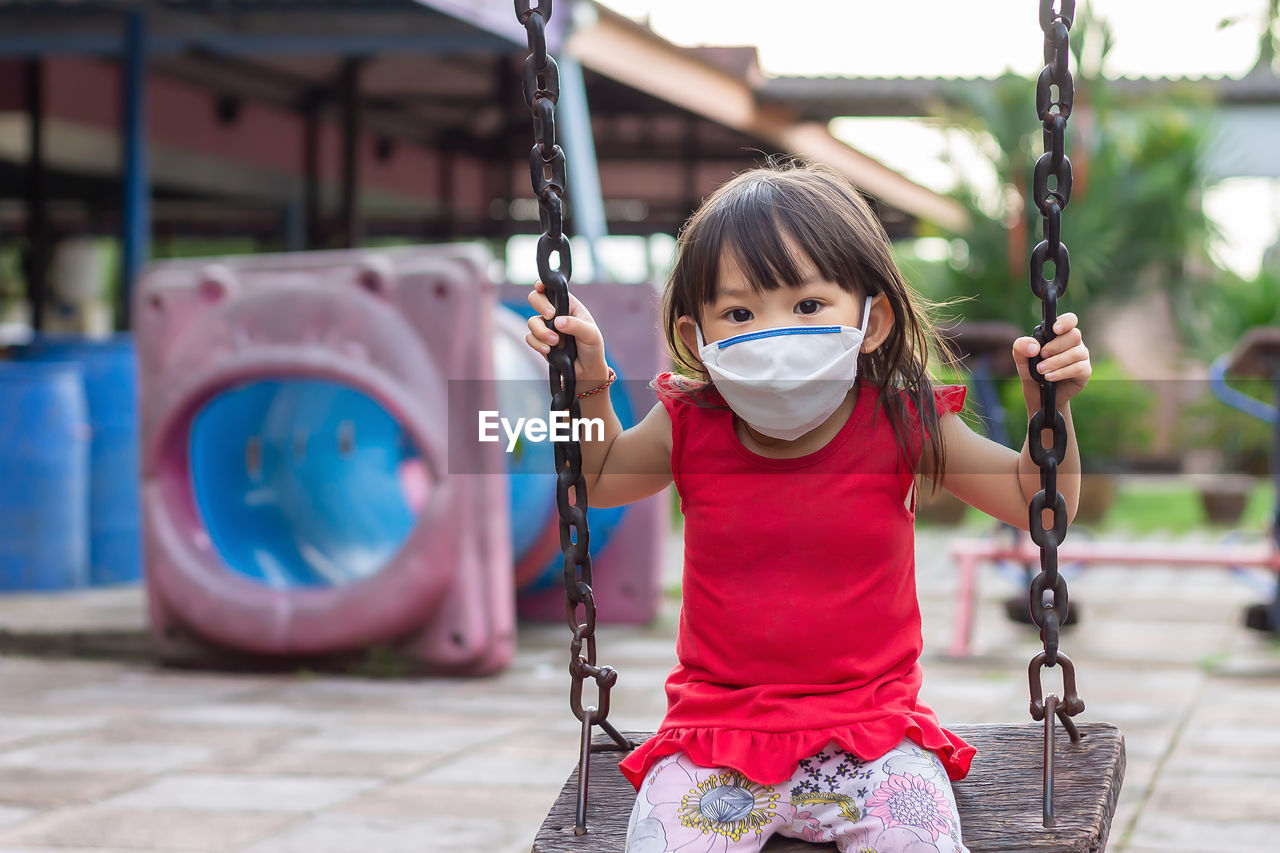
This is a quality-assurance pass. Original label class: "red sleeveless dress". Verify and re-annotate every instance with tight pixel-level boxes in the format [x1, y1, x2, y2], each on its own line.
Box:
[617, 372, 976, 792]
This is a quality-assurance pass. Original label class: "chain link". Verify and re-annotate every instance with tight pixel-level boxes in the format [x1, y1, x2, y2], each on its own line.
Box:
[514, 0, 631, 837]
[1028, 0, 1086, 829]
[518, 0, 1091, 835]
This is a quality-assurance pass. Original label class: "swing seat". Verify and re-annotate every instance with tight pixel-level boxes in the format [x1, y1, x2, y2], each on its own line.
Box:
[532, 723, 1125, 853]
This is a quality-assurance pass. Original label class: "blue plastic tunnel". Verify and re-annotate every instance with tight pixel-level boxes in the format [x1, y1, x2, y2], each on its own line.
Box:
[184, 305, 633, 594]
[190, 380, 421, 589]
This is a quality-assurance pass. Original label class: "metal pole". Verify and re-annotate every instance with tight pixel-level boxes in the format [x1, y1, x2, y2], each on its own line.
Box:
[302, 95, 321, 250]
[338, 59, 362, 249]
[1270, 370, 1280, 630]
[437, 141, 455, 241]
[24, 57, 47, 332]
[282, 202, 305, 253]
[556, 29, 609, 280]
[119, 5, 150, 329]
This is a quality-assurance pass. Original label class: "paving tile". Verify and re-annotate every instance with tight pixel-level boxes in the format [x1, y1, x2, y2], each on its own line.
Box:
[1160, 750, 1280, 778]
[0, 716, 108, 749]
[1145, 771, 1280, 821]
[99, 722, 296, 754]
[0, 740, 211, 774]
[37, 677, 256, 710]
[0, 806, 294, 851]
[144, 704, 343, 729]
[336, 780, 557, 824]
[188, 748, 432, 778]
[1108, 725, 1182, 763]
[100, 774, 383, 813]
[411, 750, 581, 789]
[1109, 799, 1144, 850]
[0, 770, 148, 809]
[288, 724, 513, 755]
[0, 587, 144, 635]
[0, 840, 153, 845]
[271, 678, 468, 706]
[0, 660, 132, 706]
[1174, 723, 1280, 759]
[1122, 814, 1280, 852]
[238, 813, 533, 853]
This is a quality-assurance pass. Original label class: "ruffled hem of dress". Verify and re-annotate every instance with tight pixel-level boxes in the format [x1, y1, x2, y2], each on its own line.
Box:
[616, 716, 976, 792]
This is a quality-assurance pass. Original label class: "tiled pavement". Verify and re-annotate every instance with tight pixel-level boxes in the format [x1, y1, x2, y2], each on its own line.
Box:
[0, 525, 1277, 852]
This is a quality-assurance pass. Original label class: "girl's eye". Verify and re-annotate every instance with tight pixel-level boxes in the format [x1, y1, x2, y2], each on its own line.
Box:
[796, 299, 821, 315]
[728, 308, 752, 322]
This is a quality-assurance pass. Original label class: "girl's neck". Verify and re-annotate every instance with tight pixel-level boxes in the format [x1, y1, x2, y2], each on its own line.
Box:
[734, 383, 859, 459]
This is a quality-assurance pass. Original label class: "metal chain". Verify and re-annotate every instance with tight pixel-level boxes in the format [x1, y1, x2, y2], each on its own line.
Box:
[1027, 0, 1086, 829]
[513, 0, 632, 838]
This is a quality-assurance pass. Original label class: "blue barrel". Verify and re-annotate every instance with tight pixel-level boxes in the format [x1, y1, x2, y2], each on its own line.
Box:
[0, 362, 90, 590]
[15, 336, 142, 585]
[496, 303, 633, 593]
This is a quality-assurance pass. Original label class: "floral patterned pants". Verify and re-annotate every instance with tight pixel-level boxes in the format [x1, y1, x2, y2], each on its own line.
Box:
[624, 738, 968, 853]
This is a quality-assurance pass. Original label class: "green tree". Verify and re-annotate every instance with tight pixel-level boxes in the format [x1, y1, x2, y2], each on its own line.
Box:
[1219, 1, 1280, 74]
[935, 7, 1219, 333]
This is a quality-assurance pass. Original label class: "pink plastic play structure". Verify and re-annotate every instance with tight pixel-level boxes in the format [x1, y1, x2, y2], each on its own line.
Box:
[136, 245, 515, 675]
[135, 244, 669, 676]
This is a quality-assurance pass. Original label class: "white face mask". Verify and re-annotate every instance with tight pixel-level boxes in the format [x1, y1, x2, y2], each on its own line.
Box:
[695, 294, 875, 441]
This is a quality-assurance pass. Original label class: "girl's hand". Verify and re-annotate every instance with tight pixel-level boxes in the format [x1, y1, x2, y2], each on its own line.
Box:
[526, 279, 611, 387]
[1012, 312, 1091, 409]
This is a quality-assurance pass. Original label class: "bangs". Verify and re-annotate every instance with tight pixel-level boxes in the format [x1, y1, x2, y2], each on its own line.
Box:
[679, 172, 873, 308]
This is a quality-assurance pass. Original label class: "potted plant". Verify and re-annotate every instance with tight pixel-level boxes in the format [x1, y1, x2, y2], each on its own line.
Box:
[915, 480, 970, 525]
[1176, 264, 1280, 523]
[1177, 388, 1270, 525]
[995, 358, 1155, 525]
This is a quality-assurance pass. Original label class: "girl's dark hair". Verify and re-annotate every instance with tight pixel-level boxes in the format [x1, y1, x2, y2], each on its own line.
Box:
[658, 157, 965, 493]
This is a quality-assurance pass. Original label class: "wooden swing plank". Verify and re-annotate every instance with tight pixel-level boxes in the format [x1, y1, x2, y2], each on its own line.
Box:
[532, 723, 1124, 853]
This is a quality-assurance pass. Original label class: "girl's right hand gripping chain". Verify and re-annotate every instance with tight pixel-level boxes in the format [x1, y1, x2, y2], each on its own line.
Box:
[526, 279, 612, 393]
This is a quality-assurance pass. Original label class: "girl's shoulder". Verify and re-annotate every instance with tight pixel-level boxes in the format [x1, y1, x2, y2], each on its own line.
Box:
[900, 382, 968, 420]
[651, 370, 700, 399]
[930, 383, 968, 417]
[650, 371, 726, 414]
[893, 383, 968, 454]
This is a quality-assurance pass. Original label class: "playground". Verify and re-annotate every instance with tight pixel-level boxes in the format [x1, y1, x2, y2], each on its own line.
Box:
[2, 0, 1280, 851]
[0, 523, 1275, 851]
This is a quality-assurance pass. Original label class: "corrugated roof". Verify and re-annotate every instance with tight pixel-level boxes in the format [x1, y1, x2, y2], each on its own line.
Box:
[760, 69, 1280, 117]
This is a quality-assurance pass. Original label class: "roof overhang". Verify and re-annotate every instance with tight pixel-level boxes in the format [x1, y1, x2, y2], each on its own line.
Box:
[566, 3, 968, 231]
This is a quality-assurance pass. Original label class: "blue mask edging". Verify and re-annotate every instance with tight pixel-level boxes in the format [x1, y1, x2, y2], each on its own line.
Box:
[716, 325, 843, 349]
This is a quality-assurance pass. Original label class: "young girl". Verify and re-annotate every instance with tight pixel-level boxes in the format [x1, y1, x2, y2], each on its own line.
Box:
[524, 161, 1090, 853]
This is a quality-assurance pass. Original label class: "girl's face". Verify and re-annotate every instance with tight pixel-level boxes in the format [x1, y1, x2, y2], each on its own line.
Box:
[676, 238, 891, 361]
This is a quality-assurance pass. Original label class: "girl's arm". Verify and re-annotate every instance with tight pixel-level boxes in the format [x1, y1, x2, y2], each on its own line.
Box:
[920, 311, 1091, 528]
[572, 394, 674, 509]
[525, 280, 674, 509]
[919, 402, 1081, 530]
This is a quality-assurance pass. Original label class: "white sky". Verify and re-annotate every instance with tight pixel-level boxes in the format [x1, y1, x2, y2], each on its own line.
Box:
[593, 0, 1280, 276]
[600, 0, 1272, 78]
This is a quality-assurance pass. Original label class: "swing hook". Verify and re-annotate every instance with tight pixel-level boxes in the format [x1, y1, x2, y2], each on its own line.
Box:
[1029, 651, 1086, 827]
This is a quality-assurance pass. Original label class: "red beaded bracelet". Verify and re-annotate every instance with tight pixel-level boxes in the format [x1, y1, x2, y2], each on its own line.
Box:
[576, 367, 616, 399]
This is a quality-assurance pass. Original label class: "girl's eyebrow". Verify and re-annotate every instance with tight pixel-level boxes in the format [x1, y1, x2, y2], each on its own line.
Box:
[716, 275, 826, 299]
